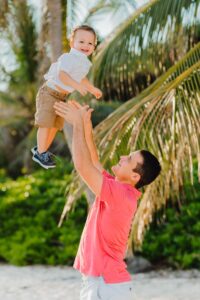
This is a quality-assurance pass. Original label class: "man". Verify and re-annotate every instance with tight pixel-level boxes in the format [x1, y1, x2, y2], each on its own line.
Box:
[54, 100, 161, 300]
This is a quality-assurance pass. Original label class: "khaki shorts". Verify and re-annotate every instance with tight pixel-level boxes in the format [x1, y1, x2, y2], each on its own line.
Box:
[34, 84, 69, 130]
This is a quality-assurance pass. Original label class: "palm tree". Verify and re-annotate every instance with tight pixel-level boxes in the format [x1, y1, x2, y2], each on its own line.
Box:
[92, 0, 200, 101]
[0, 1, 39, 173]
[60, 0, 200, 252]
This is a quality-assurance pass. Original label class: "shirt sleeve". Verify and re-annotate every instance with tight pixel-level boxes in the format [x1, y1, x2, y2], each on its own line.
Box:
[57, 53, 76, 75]
[102, 170, 115, 179]
[99, 172, 126, 209]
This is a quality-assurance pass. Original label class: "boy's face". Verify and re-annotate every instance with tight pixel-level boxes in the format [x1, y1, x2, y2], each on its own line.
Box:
[70, 29, 96, 56]
[111, 151, 143, 187]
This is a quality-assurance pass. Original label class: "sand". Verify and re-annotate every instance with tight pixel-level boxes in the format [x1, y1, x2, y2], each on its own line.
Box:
[0, 265, 199, 300]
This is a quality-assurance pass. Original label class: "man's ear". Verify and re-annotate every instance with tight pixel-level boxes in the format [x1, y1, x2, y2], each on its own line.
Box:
[131, 172, 140, 184]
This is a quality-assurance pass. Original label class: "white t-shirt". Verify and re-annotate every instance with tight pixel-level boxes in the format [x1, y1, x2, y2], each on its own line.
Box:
[44, 48, 92, 92]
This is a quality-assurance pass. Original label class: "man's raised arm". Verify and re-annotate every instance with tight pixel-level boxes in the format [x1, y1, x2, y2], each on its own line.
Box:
[54, 101, 103, 196]
[69, 100, 103, 173]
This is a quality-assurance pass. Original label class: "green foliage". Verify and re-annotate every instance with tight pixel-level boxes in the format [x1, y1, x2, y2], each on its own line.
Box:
[139, 166, 200, 269]
[91, 100, 121, 126]
[0, 160, 87, 266]
[0, 2, 40, 174]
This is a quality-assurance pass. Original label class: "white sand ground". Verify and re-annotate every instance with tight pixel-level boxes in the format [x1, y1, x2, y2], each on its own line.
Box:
[0, 265, 199, 300]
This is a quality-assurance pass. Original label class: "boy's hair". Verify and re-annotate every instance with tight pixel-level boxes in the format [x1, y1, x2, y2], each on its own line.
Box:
[70, 25, 97, 47]
[134, 150, 161, 189]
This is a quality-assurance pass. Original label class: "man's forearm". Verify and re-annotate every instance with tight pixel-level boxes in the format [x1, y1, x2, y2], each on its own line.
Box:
[72, 120, 93, 171]
[84, 129, 99, 166]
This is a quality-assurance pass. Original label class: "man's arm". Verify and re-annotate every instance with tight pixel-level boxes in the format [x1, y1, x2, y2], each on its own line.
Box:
[69, 100, 103, 172]
[72, 119, 103, 196]
[54, 101, 103, 196]
[83, 114, 104, 173]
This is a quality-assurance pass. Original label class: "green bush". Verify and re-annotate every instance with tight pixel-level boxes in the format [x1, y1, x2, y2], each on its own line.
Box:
[91, 100, 121, 127]
[0, 161, 87, 266]
[139, 166, 200, 269]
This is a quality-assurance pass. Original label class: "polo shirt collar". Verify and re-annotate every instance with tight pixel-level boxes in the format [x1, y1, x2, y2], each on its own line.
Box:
[123, 182, 141, 196]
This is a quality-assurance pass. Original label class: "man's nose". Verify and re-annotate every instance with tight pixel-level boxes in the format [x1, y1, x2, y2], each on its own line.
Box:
[120, 156, 127, 160]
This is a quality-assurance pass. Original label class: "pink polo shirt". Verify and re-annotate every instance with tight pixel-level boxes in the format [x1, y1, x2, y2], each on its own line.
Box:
[73, 170, 141, 283]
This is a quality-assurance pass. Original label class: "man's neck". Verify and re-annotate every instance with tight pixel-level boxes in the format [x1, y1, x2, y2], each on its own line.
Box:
[115, 177, 134, 187]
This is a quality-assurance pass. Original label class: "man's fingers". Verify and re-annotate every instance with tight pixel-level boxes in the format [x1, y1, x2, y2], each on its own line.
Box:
[54, 101, 71, 111]
[70, 100, 82, 108]
[88, 108, 94, 114]
[85, 108, 93, 120]
[68, 100, 78, 109]
[55, 110, 66, 118]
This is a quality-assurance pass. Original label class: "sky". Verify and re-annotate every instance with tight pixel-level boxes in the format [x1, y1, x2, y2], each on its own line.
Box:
[28, 0, 148, 36]
[0, 0, 148, 91]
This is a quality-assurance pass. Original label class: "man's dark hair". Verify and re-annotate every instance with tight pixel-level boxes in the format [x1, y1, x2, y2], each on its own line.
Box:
[134, 150, 161, 189]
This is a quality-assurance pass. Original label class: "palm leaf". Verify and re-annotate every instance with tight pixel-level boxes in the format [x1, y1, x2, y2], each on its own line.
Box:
[67, 0, 136, 36]
[92, 0, 200, 101]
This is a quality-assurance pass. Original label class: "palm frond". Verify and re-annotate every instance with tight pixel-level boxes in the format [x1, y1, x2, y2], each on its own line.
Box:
[92, 0, 200, 101]
[67, 0, 136, 37]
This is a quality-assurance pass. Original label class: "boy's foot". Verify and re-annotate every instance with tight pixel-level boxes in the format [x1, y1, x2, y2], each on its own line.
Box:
[31, 146, 38, 155]
[32, 151, 56, 169]
[31, 146, 54, 157]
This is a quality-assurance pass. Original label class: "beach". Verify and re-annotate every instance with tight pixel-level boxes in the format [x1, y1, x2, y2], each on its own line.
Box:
[0, 265, 199, 300]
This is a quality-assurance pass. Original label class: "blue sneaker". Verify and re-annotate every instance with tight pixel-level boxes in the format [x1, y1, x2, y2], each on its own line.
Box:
[31, 146, 54, 157]
[32, 151, 56, 169]
[31, 146, 38, 155]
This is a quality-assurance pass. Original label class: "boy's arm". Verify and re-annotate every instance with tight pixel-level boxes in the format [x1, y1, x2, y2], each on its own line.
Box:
[59, 71, 87, 96]
[81, 77, 94, 92]
[81, 77, 102, 99]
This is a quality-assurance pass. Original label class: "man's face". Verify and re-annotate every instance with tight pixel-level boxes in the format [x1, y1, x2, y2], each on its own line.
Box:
[111, 151, 143, 186]
[71, 30, 96, 56]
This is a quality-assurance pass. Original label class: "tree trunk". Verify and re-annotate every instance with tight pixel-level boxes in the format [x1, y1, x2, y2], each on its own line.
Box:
[47, 0, 62, 61]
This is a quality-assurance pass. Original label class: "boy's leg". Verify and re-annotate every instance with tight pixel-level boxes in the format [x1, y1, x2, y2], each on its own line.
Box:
[37, 127, 52, 153]
[46, 127, 58, 151]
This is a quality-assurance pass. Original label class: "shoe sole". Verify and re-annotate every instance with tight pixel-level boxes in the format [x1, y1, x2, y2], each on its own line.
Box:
[32, 156, 56, 169]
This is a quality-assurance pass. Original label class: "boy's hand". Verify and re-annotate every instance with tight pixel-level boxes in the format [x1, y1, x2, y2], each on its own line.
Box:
[76, 83, 88, 96]
[91, 87, 102, 99]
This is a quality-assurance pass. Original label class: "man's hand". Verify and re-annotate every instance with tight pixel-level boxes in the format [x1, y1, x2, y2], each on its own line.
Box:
[54, 101, 93, 126]
[68, 100, 93, 135]
[91, 87, 102, 99]
[64, 100, 103, 173]
[54, 101, 81, 124]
